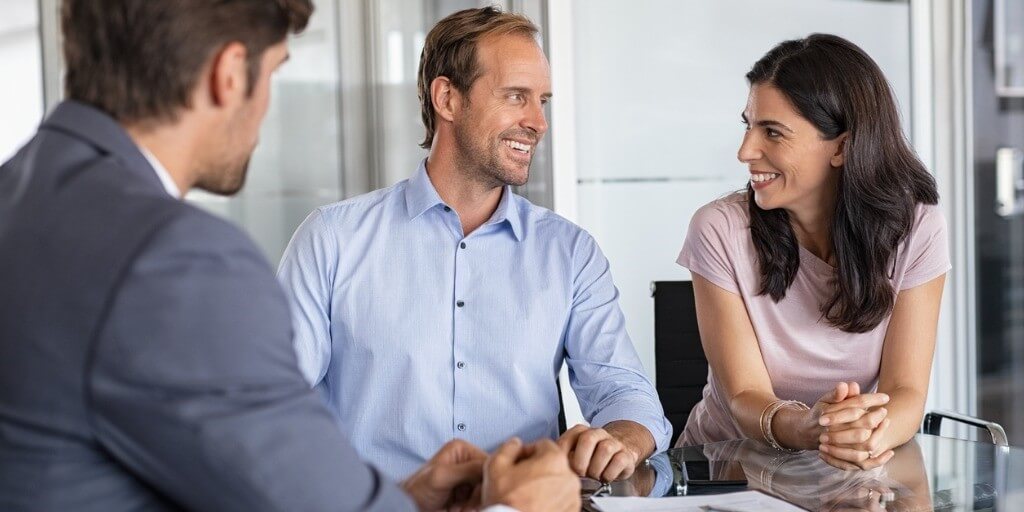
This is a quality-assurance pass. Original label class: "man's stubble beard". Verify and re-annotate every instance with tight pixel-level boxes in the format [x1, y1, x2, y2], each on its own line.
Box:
[195, 150, 251, 196]
[453, 118, 531, 189]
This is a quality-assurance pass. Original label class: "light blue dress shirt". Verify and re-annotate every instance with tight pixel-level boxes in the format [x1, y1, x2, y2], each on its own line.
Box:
[277, 160, 672, 481]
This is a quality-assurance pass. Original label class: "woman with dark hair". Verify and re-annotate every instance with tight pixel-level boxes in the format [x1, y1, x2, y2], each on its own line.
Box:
[676, 34, 949, 471]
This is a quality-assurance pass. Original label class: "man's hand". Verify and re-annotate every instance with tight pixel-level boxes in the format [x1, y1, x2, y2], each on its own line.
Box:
[481, 438, 580, 512]
[401, 439, 487, 511]
[557, 421, 654, 482]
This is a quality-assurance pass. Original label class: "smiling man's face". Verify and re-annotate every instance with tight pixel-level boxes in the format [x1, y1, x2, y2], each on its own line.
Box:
[451, 33, 551, 187]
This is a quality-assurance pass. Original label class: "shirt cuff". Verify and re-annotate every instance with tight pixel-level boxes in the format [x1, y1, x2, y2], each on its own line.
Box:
[646, 452, 676, 497]
[590, 398, 673, 453]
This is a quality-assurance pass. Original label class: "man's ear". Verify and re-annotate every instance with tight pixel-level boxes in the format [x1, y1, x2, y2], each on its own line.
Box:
[431, 76, 460, 123]
[208, 42, 249, 108]
[830, 132, 849, 168]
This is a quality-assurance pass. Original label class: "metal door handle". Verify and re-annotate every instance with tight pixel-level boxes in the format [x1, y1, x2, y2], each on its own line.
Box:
[995, 147, 1024, 217]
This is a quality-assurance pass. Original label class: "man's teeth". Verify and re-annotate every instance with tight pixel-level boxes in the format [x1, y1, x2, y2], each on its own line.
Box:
[750, 173, 779, 183]
[503, 139, 532, 153]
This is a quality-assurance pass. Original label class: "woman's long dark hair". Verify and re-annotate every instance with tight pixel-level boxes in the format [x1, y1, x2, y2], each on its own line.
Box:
[746, 34, 938, 333]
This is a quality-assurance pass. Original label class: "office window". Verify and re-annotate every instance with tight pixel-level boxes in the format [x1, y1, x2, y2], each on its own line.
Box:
[973, 0, 1024, 446]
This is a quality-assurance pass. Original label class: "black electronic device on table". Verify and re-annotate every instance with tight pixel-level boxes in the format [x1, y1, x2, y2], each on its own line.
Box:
[679, 453, 748, 493]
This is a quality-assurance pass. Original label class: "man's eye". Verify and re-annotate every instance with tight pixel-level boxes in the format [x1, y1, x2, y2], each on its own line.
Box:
[509, 93, 523, 101]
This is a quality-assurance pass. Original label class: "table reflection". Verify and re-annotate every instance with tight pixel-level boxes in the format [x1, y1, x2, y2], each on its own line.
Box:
[600, 434, 1024, 511]
[696, 438, 932, 511]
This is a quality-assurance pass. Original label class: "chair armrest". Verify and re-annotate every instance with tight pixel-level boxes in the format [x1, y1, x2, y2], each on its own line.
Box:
[922, 410, 1009, 446]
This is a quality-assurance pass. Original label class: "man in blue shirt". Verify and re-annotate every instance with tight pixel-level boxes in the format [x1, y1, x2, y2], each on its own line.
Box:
[278, 6, 672, 483]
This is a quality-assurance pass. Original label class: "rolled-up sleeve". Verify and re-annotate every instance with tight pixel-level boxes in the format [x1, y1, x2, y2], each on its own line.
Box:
[563, 233, 673, 452]
[277, 209, 336, 386]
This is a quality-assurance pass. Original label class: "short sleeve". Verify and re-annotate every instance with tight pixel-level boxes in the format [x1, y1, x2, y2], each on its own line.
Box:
[676, 201, 741, 294]
[899, 203, 951, 290]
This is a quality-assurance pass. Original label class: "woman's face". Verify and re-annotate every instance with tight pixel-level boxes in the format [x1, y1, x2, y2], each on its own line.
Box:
[738, 83, 846, 214]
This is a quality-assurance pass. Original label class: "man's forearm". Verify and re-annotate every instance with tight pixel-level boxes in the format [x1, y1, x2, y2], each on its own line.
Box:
[603, 420, 656, 461]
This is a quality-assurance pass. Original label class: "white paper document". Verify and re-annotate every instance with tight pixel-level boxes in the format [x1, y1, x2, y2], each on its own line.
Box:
[591, 490, 806, 512]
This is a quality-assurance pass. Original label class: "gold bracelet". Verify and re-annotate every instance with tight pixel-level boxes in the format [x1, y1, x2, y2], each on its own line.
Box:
[764, 400, 809, 451]
[758, 400, 779, 446]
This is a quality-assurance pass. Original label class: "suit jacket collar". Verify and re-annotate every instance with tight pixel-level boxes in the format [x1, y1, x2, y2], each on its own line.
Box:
[41, 100, 165, 193]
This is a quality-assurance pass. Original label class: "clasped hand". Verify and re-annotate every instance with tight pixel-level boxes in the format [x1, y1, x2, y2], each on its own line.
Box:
[557, 423, 643, 482]
[401, 437, 580, 512]
[811, 381, 894, 471]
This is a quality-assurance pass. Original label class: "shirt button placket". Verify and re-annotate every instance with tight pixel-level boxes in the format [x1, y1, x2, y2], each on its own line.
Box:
[453, 233, 469, 436]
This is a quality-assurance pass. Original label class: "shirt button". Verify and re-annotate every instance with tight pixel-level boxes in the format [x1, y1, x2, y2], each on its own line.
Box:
[456, 300, 465, 308]
[460, 242, 467, 249]
[457, 423, 466, 431]
[457, 361, 465, 369]
[443, 206, 451, 212]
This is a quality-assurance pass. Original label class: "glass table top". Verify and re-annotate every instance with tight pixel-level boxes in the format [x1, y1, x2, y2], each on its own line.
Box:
[585, 434, 1024, 511]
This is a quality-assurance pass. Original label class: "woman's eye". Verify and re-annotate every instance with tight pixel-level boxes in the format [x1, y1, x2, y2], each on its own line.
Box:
[765, 127, 781, 138]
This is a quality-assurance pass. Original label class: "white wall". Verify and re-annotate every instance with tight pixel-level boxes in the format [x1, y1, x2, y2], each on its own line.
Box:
[0, 0, 43, 162]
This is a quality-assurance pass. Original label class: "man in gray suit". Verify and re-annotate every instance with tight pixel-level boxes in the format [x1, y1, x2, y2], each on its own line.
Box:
[0, 1, 579, 511]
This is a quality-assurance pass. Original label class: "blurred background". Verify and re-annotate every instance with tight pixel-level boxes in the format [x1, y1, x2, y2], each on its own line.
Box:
[2, 0, 1022, 451]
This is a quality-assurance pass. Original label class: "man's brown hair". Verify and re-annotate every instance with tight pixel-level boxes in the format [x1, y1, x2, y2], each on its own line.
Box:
[61, 0, 313, 124]
[416, 7, 539, 149]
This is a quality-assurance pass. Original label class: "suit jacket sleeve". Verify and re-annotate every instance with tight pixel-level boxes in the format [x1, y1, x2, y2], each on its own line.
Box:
[85, 210, 415, 512]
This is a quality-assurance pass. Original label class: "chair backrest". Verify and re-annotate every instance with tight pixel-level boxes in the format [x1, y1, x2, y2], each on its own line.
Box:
[652, 280, 708, 447]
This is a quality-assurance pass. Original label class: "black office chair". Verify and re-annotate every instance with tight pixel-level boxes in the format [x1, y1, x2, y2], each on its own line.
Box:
[651, 281, 707, 447]
[651, 280, 1009, 447]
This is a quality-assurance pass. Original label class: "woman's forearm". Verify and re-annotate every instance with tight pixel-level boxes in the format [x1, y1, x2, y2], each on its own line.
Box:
[876, 386, 927, 452]
[729, 389, 819, 450]
[729, 389, 778, 440]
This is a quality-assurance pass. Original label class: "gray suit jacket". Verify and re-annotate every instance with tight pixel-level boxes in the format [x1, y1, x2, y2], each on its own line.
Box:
[0, 101, 415, 511]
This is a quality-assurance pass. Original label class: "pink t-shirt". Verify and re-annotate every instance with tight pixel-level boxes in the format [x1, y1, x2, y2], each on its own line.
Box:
[675, 193, 950, 447]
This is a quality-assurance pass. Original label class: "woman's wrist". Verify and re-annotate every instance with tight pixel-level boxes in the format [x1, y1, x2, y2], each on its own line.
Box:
[772, 406, 820, 451]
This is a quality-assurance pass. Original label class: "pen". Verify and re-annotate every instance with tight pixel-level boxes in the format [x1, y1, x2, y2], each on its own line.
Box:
[699, 505, 750, 512]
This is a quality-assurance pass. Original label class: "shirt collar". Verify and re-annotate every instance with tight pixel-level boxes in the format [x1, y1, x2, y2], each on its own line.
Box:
[405, 159, 523, 241]
[41, 101, 165, 194]
[138, 146, 181, 199]
[489, 181, 523, 241]
[405, 159, 446, 219]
